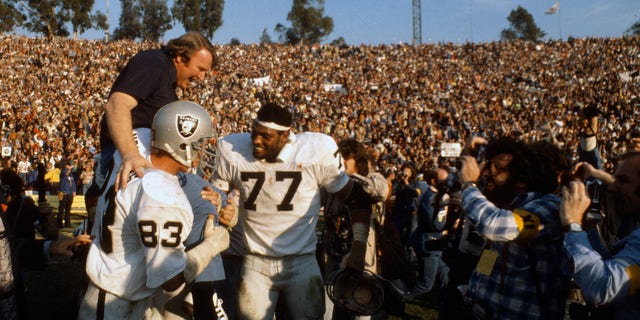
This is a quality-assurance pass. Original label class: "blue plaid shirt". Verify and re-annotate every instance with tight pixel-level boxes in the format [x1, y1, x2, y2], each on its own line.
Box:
[462, 187, 569, 320]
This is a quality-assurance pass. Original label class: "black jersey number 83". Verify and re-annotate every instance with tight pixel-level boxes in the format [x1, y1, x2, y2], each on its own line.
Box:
[100, 186, 184, 253]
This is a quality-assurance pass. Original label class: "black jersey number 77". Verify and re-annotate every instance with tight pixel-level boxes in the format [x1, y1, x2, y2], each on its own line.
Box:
[240, 171, 302, 211]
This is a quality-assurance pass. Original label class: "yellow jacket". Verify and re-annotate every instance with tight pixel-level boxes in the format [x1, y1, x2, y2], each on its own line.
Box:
[44, 168, 61, 183]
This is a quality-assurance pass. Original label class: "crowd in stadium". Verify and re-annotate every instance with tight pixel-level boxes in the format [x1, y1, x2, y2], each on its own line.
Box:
[0, 33, 639, 319]
[1, 35, 638, 177]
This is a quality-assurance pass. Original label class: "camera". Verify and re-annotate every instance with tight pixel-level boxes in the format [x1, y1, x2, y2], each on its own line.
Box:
[475, 145, 487, 163]
[584, 179, 604, 222]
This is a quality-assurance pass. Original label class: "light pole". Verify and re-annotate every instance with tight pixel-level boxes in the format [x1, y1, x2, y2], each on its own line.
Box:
[105, 0, 110, 42]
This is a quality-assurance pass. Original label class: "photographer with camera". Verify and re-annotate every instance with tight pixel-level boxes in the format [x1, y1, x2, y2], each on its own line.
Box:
[457, 137, 570, 319]
[560, 151, 640, 320]
[390, 163, 420, 257]
[0, 168, 92, 319]
[398, 168, 452, 306]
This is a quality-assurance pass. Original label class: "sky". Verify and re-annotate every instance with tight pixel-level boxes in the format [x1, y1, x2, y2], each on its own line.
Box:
[78, 0, 639, 44]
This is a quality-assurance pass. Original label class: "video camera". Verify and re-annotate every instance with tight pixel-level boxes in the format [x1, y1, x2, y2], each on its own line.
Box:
[584, 179, 604, 222]
[475, 145, 487, 164]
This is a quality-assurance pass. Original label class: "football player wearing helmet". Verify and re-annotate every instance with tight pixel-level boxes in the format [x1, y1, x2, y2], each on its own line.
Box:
[79, 101, 230, 320]
[212, 103, 376, 320]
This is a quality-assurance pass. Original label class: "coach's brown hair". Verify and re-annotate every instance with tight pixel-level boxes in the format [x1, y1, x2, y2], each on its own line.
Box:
[163, 32, 217, 67]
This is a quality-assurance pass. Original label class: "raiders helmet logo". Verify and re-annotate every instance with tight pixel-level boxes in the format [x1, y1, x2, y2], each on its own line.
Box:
[177, 114, 199, 138]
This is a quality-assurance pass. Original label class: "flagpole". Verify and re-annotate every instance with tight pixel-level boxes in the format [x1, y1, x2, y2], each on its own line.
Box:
[469, 0, 473, 43]
[558, 0, 562, 40]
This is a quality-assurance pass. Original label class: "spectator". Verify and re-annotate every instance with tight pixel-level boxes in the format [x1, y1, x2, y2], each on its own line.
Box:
[35, 160, 48, 203]
[57, 160, 76, 228]
[24, 162, 37, 191]
[16, 155, 29, 184]
[44, 162, 60, 197]
[0, 35, 639, 183]
[79, 162, 94, 196]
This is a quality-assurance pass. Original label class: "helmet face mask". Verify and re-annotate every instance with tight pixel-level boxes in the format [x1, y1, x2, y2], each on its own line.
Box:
[326, 269, 384, 316]
[191, 136, 217, 181]
[152, 101, 215, 169]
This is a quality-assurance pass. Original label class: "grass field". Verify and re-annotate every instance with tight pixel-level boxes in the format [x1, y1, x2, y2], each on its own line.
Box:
[25, 196, 439, 319]
[26, 209, 88, 320]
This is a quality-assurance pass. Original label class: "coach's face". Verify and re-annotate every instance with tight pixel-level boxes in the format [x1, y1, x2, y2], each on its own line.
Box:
[251, 123, 289, 162]
[174, 48, 213, 90]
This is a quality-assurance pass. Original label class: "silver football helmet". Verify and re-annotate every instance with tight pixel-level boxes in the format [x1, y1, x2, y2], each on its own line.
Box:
[151, 101, 214, 168]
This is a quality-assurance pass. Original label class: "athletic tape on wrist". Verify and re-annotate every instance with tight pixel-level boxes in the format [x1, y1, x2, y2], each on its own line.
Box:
[352, 222, 369, 243]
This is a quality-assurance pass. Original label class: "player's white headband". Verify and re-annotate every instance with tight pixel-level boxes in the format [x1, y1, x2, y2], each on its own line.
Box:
[255, 120, 290, 131]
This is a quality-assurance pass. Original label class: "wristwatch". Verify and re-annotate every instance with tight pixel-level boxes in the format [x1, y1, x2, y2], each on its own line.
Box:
[564, 222, 583, 233]
[461, 181, 477, 191]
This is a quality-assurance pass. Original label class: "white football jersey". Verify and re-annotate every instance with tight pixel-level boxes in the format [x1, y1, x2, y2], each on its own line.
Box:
[214, 131, 349, 257]
[85, 168, 193, 301]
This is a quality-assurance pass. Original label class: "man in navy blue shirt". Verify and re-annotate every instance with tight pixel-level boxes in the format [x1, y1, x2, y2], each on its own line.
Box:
[58, 160, 76, 228]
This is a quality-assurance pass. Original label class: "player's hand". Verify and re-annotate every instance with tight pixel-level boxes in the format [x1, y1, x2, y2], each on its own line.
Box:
[184, 216, 230, 282]
[203, 215, 230, 248]
[560, 181, 591, 227]
[201, 186, 222, 209]
[219, 197, 238, 228]
[50, 234, 94, 257]
[458, 155, 480, 183]
[115, 153, 150, 191]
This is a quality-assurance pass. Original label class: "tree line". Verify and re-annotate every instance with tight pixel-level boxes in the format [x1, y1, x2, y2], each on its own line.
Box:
[0, 1, 638, 44]
[0, 0, 334, 44]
